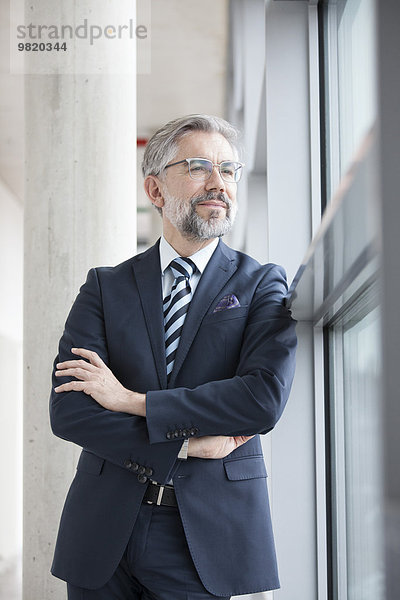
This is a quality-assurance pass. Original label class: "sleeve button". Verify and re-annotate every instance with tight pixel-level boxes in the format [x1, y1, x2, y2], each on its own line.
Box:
[166, 432, 173, 440]
[131, 462, 139, 472]
[138, 465, 146, 475]
[145, 467, 153, 477]
[137, 474, 148, 484]
[124, 459, 132, 469]
[189, 427, 198, 436]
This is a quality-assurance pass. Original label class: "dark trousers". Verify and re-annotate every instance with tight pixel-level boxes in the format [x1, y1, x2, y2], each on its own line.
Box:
[67, 503, 230, 600]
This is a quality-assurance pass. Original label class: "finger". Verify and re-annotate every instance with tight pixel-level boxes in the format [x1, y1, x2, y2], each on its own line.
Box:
[71, 348, 104, 368]
[233, 435, 254, 448]
[54, 380, 94, 394]
[55, 367, 95, 380]
[56, 359, 97, 371]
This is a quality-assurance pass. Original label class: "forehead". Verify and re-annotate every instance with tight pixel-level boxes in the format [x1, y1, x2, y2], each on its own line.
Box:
[174, 131, 237, 162]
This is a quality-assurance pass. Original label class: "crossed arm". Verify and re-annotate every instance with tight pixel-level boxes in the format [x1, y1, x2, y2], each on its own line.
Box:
[51, 264, 296, 474]
[54, 347, 254, 459]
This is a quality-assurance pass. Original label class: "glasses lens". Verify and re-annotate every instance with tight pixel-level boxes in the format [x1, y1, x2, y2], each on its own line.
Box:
[187, 159, 243, 182]
[220, 161, 243, 183]
[188, 159, 213, 180]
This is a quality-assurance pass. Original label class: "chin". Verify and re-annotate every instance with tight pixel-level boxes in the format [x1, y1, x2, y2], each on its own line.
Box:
[199, 208, 225, 220]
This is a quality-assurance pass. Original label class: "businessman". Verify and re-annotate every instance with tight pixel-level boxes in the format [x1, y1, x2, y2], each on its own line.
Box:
[50, 114, 297, 599]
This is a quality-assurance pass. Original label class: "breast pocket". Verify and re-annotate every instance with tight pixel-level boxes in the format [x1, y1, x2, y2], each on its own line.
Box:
[76, 450, 105, 476]
[202, 305, 249, 325]
[223, 455, 267, 481]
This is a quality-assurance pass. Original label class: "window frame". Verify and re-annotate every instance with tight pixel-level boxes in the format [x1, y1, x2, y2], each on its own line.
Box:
[289, 1, 382, 598]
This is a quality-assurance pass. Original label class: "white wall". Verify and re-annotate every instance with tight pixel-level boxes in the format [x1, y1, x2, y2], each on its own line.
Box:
[0, 178, 23, 591]
[0, 2, 24, 594]
[264, 3, 319, 599]
[137, 0, 229, 135]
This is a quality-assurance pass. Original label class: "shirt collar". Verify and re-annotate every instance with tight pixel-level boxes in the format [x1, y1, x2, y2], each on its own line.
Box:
[159, 236, 219, 275]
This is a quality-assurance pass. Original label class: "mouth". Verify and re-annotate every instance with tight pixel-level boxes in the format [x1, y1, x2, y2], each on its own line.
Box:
[197, 201, 227, 209]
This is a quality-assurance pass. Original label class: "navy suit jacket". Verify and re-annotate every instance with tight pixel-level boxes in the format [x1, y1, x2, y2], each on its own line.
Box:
[50, 239, 297, 596]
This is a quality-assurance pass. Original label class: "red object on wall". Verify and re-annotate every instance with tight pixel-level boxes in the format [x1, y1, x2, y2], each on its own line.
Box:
[137, 138, 148, 147]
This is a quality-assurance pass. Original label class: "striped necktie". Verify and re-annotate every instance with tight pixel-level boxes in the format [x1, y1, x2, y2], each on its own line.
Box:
[163, 257, 196, 379]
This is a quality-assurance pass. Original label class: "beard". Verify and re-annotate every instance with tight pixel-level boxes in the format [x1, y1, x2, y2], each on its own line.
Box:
[162, 190, 237, 241]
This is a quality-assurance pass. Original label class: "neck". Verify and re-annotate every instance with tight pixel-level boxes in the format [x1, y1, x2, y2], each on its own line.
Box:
[163, 227, 217, 258]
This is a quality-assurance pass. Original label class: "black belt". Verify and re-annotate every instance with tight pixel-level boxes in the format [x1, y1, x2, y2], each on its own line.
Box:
[143, 481, 177, 507]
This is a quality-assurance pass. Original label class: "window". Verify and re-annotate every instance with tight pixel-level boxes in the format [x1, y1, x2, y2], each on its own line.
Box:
[320, 1, 383, 598]
[289, 1, 383, 598]
[329, 297, 384, 599]
[321, 0, 377, 202]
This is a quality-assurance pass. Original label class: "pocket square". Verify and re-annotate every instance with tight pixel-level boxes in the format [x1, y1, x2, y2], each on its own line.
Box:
[213, 294, 241, 313]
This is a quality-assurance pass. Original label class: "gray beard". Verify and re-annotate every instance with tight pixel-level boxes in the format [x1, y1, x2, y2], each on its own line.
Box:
[162, 191, 237, 241]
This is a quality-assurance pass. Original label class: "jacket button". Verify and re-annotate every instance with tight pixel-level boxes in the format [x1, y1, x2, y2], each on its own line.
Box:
[166, 432, 173, 440]
[145, 467, 153, 477]
[124, 459, 132, 469]
[138, 474, 148, 484]
[138, 465, 146, 475]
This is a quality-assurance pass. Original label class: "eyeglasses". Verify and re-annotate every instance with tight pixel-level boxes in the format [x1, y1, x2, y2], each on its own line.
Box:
[163, 158, 245, 183]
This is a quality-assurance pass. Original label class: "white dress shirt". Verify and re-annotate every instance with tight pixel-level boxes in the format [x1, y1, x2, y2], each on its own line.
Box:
[158, 235, 219, 466]
[159, 235, 219, 299]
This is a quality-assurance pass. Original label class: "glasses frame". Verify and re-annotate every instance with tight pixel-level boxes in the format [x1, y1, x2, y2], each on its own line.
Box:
[163, 157, 245, 183]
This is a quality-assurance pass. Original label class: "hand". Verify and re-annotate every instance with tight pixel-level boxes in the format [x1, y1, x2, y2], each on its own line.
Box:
[54, 348, 146, 416]
[188, 434, 254, 459]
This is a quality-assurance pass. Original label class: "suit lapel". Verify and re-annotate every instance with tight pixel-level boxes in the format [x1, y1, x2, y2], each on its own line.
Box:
[131, 240, 167, 389]
[168, 241, 237, 387]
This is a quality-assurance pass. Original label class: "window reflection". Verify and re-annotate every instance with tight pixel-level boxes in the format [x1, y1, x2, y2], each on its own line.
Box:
[330, 305, 384, 599]
[323, 0, 377, 200]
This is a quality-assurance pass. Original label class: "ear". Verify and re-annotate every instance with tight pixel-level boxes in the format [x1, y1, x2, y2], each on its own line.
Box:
[144, 175, 165, 210]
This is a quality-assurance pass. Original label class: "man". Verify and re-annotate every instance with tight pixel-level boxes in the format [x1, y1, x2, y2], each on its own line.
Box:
[50, 114, 297, 600]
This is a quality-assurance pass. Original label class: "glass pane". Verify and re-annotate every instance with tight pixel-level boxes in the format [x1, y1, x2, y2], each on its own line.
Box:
[337, 0, 377, 175]
[330, 304, 384, 599]
[323, 0, 377, 200]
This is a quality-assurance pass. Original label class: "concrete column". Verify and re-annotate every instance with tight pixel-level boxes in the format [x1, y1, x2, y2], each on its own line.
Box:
[23, 3, 136, 598]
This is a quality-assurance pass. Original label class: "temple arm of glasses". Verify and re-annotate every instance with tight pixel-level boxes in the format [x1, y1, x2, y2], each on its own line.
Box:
[163, 159, 188, 170]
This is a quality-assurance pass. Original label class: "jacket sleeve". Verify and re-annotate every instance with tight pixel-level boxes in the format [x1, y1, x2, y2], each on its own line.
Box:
[145, 264, 297, 443]
[49, 268, 181, 484]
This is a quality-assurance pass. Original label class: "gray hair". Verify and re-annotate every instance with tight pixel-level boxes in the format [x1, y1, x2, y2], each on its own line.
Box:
[141, 114, 241, 178]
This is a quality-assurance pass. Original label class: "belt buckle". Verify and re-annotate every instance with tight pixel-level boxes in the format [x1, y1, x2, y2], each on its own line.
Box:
[156, 485, 165, 506]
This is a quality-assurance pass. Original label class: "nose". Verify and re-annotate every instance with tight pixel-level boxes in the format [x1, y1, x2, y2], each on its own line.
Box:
[205, 165, 226, 192]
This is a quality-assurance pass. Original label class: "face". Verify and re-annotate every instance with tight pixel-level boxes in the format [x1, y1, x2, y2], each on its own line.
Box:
[157, 131, 238, 242]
